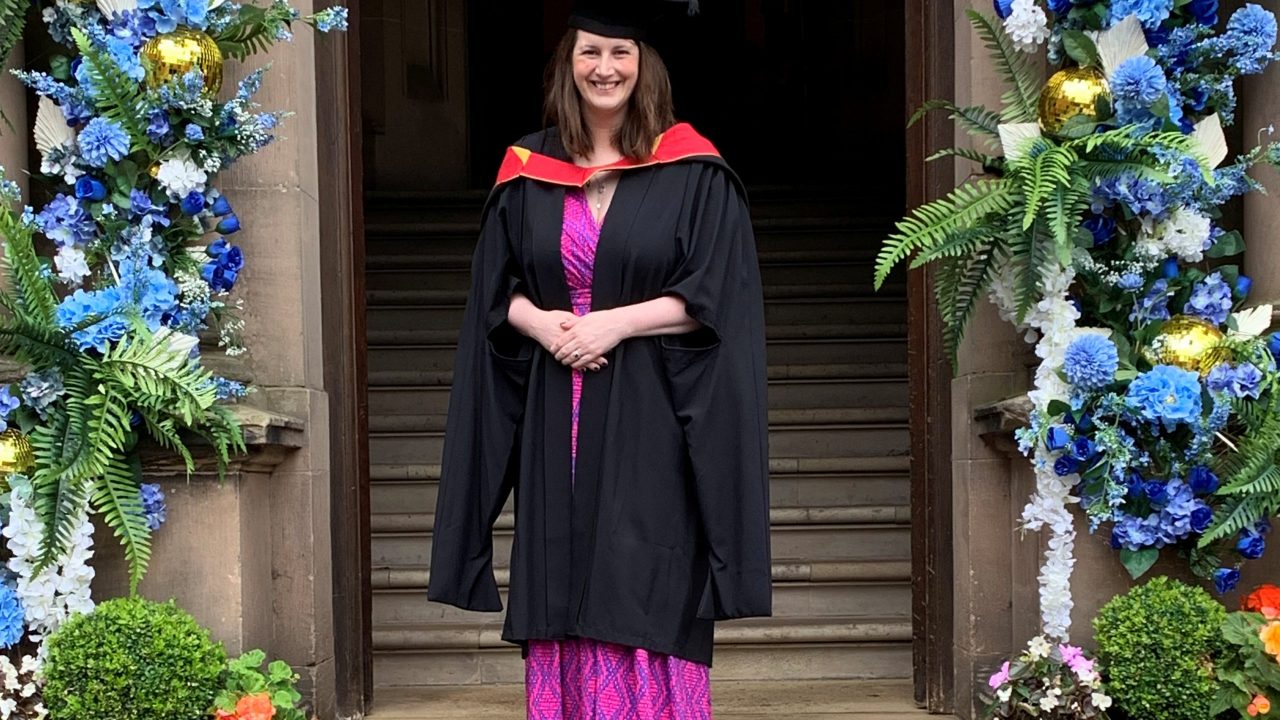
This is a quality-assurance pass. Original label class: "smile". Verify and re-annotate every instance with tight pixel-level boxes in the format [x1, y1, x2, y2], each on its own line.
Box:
[591, 80, 621, 91]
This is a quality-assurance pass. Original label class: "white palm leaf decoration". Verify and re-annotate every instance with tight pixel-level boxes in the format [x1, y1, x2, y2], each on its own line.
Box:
[1090, 15, 1149, 79]
[34, 97, 75, 161]
[998, 122, 1042, 163]
[96, 0, 138, 19]
[1229, 304, 1273, 339]
[1192, 114, 1229, 169]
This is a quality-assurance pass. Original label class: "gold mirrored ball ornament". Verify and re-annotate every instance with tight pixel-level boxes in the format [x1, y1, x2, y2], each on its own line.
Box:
[1146, 315, 1229, 375]
[1038, 66, 1112, 138]
[141, 27, 223, 97]
[0, 429, 34, 477]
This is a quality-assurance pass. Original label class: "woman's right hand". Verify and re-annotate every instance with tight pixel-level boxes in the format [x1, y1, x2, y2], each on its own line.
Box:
[508, 294, 606, 371]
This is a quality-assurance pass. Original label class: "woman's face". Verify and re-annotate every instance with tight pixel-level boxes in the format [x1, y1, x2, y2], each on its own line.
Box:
[572, 30, 640, 119]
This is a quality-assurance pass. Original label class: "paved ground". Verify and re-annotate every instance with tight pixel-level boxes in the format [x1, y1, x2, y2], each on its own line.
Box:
[367, 679, 951, 719]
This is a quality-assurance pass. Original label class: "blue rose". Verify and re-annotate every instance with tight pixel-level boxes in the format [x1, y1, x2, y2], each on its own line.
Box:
[74, 176, 107, 202]
[1054, 455, 1081, 477]
[1235, 274, 1253, 299]
[1188, 0, 1218, 26]
[215, 213, 240, 234]
[1237, 532, 1266, 559]
[1191, 505, 1214, 533]
[180, 191, 205, 216]
[1144, 480, 1170, 506]
[1070, 435, 1097, 461]
[221, 245, 244, 272]
[1045, 425, 1072, 452]
[1161, 257, 1180, 280]
[210, 194, 233, 217]
[1188, 466, 1220, 495]
[993, 0, 1014, 19]
[1215, 566, 1241, 594]
[1268, 332, 1280, 360]
[1083, 214, 1116, 245]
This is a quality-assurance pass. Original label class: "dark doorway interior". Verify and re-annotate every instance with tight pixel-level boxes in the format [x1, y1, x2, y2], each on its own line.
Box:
[467, 0, 905, 207]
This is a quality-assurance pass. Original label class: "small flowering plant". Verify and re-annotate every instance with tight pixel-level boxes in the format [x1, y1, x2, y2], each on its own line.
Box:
[1213, 585, 1280, 718]
[212, 649, 305, 720]
[981, 636, 1113, 719]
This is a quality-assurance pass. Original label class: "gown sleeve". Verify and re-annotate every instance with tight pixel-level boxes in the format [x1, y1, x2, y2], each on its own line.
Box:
[661, 164, 773, 621]
[426, 187, 533, 612]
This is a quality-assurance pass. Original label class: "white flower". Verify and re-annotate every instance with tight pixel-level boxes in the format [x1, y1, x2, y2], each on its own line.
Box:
[1039, 694, 1059, 712]
[155, 151, 208, 198]
[54, 245, 91, 287]
[1137, 207, 1212, 263]
[1027, 635, 1053, 659]
[1092, 692, 1113, 710]
[5, 489, 95, 649]
[1005, 0, 1050, 52]
[997, 686, 1013, 702]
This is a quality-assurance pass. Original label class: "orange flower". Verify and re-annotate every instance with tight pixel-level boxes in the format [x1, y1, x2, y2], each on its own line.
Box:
[1261, 622, 1280, 657]
[1244, 585, 1280, 616]
[1258, 695, 1274, 714]
[214, 711, 236, 720]
[234, 693, 276, 720]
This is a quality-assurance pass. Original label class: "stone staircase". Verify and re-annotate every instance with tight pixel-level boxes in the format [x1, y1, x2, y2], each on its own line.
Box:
[365, 189, 912, 688]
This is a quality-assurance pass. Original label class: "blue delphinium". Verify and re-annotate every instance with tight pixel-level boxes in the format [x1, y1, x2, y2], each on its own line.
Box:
[78, 118, 131, 168]
[20, 369, 65, 421]
[1184, 272, 1233, 325]
[1110, 0, 1174, 30]
[0, 584, 23, 649]
[1111, 55, 1168, 124]
[312, 6, 349, 32]
[1126, 364, 1203, 429]
[36, 194, 97, 247]
[1064, 334, 1120, 390]
[140, 483, 167, 531]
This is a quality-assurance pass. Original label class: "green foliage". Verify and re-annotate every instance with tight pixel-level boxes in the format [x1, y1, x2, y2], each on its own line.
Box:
[0, 0, 27, 134]
[214, 650, 307, 720]
[43, 597, 228, 720]
[1200, 381, 1280, 547]
[70, 29, 155, 157]
[213, 3, 302, 60]
[1214, 611, 1280, 718]
[1094, 576, 1226, 720]
[966, 10, 1042, 123]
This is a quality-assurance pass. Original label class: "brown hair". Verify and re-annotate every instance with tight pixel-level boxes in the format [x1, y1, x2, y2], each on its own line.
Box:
[543, 29, 676, 162]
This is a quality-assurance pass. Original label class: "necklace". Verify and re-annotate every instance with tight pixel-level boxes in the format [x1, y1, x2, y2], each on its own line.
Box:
[589, 172, 608, 212]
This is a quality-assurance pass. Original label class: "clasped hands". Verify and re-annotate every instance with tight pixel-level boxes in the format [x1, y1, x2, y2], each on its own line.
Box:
[526, 307, 623, 372]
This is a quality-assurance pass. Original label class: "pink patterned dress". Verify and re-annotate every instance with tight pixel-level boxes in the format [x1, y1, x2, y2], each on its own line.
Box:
[523, 188, 713, 719]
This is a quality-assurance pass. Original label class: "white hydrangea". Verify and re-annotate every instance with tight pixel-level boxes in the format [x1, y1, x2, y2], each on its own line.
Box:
[155, 151, 208, 198]
[1136, 207, 1212, 263]
[1005, 0, 1050, 52]
[53, 246, 91, 288]
[0, 654, 46, 719]
[3, 489, 95, 648]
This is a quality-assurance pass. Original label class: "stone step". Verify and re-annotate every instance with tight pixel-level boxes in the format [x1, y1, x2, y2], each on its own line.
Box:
[369, 405, 907, 433]
[365, 338, 907, 378]
[371, 471, 910, 517]
[367, 424, 909, 466]
[366, 679, 934, 718]
[371, 522, 910, 569]
[370, 455, 910, 483]
[372, 616, 910, 652]
[366, 379, 907, 421]
[373, 578, 910, 626]
[372, 641, 913, 686]
[367, 298, 906, 334]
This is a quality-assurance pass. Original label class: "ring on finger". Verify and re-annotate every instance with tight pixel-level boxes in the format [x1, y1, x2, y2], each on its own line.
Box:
[572, 351, 582, 360]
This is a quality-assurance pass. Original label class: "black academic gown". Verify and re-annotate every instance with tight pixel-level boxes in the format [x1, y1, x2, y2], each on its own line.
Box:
[426, 127, 771, 666]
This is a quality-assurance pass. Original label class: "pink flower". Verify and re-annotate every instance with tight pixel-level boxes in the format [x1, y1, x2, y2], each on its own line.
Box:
[988, 661, 1012, 689]
[1059, 644, 1084, 665]
[1069, 656, 1095, 677]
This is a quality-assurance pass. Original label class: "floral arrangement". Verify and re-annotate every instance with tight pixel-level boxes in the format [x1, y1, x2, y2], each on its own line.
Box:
[213, 649, 305, 720]
[1216, 584, 1280, 719]
[0, 0, 346, 712]
[981, 635, 1112, 718]
[877, 0, 1280, 642]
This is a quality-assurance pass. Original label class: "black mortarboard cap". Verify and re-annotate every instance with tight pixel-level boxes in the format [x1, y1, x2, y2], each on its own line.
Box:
[568, 0, 698, 42]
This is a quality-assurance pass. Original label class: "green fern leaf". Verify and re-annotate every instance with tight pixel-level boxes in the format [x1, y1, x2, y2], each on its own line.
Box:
[91, 453, 151, 594]
[966, 10, 1041, 123]
[71, 28, 155, 156]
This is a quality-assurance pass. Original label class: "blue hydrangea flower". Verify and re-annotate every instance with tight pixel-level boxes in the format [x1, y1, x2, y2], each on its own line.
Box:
[1188, 466, 1220, 495]
[1130, 279, 1172, 325]
[1064, 334, 1119, 390]
[56, 287, 130, 353]
[1215, 566, 1241, 593]
[0, 386, 19, 434]
[129, 189, 171, 230]
[105, 36, 145, 82]
[140, 482, 167, 531]
[1118, 273, 1144, 291]
[147, 110, 172, 144]
[214, 377, 249, 401]
[116, 258, 179, 331]
[139, 0, 211, 32]
[0, 584, 23, 649]
[1094, 173, 1171, 219]
[184, 123, 205, 142]
[1184, 272, 1233, 325]
[36, 194, 97, 247]
[1126, 364, 1203, 429]
[1110, 0, 1174, 29]
[20, 369, 65, 421]
[78, 118, 131, 168]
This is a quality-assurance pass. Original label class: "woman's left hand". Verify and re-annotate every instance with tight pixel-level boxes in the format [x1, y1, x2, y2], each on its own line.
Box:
[551, 310, 627, 370]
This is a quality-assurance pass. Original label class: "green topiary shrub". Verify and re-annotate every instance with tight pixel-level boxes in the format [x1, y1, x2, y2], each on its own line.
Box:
[1093, 575, 1226, 720]
[43, 596, 227, 720]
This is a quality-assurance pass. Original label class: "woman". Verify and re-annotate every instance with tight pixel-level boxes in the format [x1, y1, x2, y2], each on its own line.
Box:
[427, 1, 771, 716]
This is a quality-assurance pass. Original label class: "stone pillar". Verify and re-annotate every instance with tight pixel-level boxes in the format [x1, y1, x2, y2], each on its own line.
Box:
[947, 4, 1034, 717]
[0, 41, 27, 200]
[1243, 50, 1280, 303]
